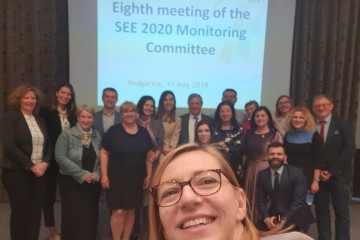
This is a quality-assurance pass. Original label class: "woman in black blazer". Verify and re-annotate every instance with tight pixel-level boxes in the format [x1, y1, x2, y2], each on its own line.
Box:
[0, 84, 51, 240]
[39, 82, 77, 239]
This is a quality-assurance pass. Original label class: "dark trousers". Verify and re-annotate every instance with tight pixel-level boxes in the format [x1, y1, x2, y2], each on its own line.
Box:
[315, 178, 350, 240]
[1, 169, 45, 240]
[59, 174, 101, 240]
[43, 161, 59, 227]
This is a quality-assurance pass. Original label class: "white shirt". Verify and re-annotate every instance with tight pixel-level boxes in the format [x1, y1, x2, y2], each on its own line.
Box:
[188, 113, 201, 143]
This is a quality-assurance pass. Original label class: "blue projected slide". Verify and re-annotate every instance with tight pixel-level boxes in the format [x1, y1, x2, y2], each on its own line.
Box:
[97, 0, 268, 108]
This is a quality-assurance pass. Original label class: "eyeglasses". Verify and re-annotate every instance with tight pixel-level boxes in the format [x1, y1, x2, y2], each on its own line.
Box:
[312, 103, 331, 109]
[150, 169, 225, 207]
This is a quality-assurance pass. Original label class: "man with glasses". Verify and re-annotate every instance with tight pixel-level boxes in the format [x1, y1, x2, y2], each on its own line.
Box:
[312, 94, 355, 240]
[256, 142, 312, 232]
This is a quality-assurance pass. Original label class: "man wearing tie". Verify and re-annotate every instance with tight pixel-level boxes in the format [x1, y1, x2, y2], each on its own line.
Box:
[178, 93, 212, 144]
[312, 94, 355, 240]
[256, 142, 313, 232]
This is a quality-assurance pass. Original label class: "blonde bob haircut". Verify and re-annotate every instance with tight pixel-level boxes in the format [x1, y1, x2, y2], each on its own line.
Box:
[288, 106, 317, 132]
[119, 101, 137, 114]
[148, 143, 261, 240]
[7, 84, 43, 114]
[76, 105, 95, 117]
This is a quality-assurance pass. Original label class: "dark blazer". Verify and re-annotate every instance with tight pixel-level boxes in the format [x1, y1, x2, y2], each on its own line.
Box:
[0, 110, 51, 170]
[257, 165, 312, 230]
[179, 113, 213, 144]
[322, 115, 355, 184]
[39, 107, 77, 147]
[93, 110, 121, 136]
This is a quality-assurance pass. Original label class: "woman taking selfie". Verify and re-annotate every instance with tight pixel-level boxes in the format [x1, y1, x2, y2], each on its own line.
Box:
[148, 144, 313, 240]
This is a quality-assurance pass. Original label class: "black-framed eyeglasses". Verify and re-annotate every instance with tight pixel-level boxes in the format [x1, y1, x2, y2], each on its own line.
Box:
[149, 169, 225, 207]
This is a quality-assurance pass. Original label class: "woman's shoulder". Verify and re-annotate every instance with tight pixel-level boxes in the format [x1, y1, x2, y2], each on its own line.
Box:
[262, 232, 314, 240]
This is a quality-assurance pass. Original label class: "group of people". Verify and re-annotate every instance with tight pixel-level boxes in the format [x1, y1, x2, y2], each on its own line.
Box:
[0, 84, 355, 240]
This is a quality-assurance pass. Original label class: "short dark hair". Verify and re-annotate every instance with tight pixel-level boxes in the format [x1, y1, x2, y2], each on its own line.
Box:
[102, 87, 118, 98]
[245, 100, 259, 109]
[267, 141, 286, 153]
[222, 88, 237, 97]
[187, 93, 202, 104]
[137, 95, 156, 117]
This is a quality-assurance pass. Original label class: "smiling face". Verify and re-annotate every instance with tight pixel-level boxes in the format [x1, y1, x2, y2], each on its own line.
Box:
[163, 93, 175, 112]
[312, 96, 333, 121]
[56, 86, 72, 107]
[21, 91, 37, 115]
[254, 110, 269, 128]
[197, 124, 211, 145]
[121, 107, 137, 124]
[219, 104, 233, 123]
[267, 146, 287, 170]
[143, 99, 155, 117]
[189, 96, 202, 116]
[245, 103, 257, 119]
[291, 111, 306, 130]
[158, 150, 246, 240]
[102, 90, 118, 110]
[277, 96, 292, 114]
[77, 110, 94, 131]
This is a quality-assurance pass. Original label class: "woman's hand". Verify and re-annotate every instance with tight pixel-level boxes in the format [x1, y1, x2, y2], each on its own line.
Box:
[31, 162, 48, 177]
[85, 173, 98, 183]
[101, 174, 110, 189]
[147, 151, 155, 163]
[143, 176, 151, 188]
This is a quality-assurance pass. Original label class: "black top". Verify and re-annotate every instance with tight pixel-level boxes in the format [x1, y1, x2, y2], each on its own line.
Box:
[101, 123, 153, 209]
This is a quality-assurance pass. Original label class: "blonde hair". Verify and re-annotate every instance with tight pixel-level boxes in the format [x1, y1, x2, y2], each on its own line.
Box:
[119, 101, 137, 114]
[148, 143, 261, 240]
[288, 106, 317, 132]
[76, 105, 95, 116]
[7, 84, 43, 113]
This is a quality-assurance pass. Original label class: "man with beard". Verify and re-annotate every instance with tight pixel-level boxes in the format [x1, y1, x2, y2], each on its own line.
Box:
[256, 142, 314, 232]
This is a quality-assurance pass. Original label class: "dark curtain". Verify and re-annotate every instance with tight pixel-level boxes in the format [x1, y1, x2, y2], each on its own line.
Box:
[0, 0, 69, 114]
[291, 0, 360, 123]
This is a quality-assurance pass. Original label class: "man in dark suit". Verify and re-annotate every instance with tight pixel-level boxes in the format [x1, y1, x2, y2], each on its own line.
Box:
[93, 87, 121, 136]
[179, 93, 212, 144]
[312, 94, 355, 240]
[256, 142, 313, 232]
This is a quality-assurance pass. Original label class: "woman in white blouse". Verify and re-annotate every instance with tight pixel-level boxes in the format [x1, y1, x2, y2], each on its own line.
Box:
[0, 85, 51, 240]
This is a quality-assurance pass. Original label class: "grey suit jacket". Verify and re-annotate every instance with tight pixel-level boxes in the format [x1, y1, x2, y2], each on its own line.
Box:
[93, 110, 121, 136]
[179, 113, 213, 145]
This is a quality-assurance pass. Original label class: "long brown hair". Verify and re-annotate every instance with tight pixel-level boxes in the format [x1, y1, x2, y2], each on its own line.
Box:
[155, 91, 176, 123]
